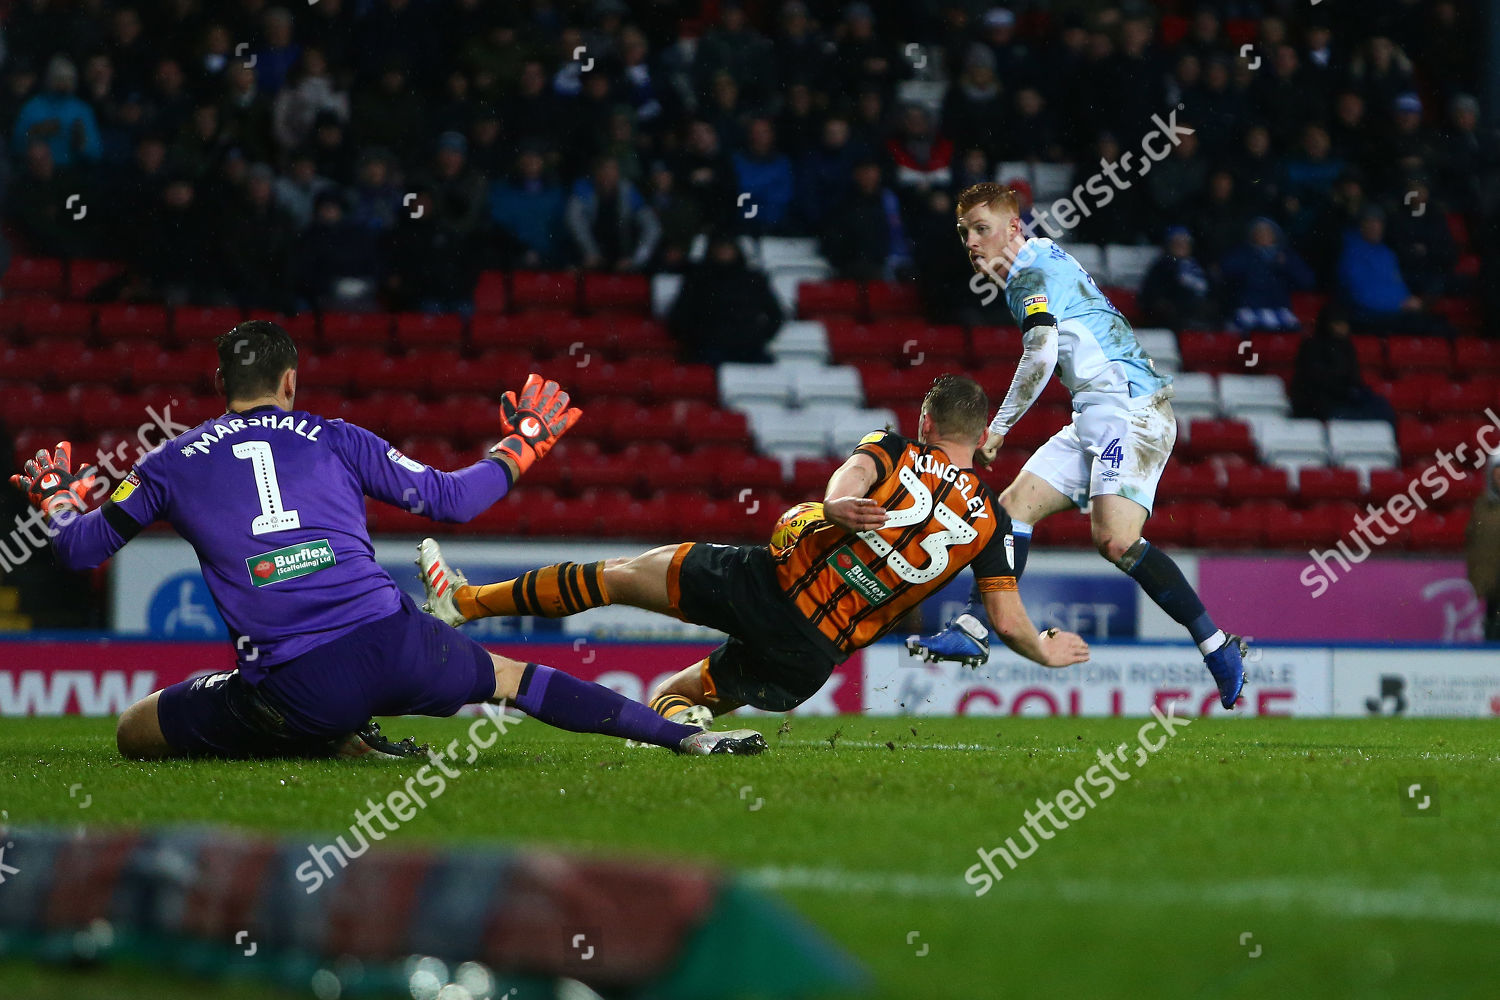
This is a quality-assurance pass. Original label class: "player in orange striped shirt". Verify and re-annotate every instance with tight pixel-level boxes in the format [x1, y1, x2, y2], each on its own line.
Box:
[417, 375, 1089, 727]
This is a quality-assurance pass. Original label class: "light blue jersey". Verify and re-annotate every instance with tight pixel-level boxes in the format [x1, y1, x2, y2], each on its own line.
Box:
[1004, 238, 1170, 400]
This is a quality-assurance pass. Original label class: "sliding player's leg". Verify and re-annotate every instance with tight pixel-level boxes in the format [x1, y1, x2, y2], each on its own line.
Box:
[1084, 397, 1246, 708]
[419, 538, 686, 625]
[907, 438, 1080, 665]
[648, 657, 736, 727]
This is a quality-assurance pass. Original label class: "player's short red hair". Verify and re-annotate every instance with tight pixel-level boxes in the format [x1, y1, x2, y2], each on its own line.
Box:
[956, 183, 1020, 219]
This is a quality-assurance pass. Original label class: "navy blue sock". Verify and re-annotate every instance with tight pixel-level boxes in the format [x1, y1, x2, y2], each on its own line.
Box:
[1123, 540, 1218, 645]
[513, 664, 697, 749]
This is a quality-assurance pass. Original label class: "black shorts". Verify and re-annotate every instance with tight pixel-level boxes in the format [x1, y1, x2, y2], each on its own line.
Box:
[669, 542, 843, 712]
[155, 595, 496, 757]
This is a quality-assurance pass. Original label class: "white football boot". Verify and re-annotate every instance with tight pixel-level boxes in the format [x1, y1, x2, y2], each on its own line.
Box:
[417, 537, 467, 626]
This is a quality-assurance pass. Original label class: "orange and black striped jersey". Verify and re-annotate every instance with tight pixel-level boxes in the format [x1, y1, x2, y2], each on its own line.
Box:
[772, 431, 1018, 655]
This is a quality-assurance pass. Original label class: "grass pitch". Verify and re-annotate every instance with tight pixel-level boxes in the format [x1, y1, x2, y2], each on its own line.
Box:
[2, 715, 1497, 999]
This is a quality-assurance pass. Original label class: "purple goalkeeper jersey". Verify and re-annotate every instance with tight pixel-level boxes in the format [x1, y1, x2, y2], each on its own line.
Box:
[51, 405, 511, 682]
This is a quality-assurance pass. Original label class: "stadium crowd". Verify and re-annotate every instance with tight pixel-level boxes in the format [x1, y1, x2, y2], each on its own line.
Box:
[0, 0, 1492, 328]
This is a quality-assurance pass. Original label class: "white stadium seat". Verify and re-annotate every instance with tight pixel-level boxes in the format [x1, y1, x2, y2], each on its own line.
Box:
[1170, 371, 1219, 424]
[1102, 244, 1159, 290]
[758, 237, 823, 269]
[1327, 419, 1400, 468]
[652, 273, 682, 317]
[771, 273, 802, 316]
[1030, 162, 1074, 202]
[1218, 373, 1290, 419]
[1066, 244, 1105, 277]
[719, 362, 796, 407]
[744, 405, 833, 458]
[830, 408, 899, 455]
[1254, 417, 1329, 467]
[767, 321, 830, 364]
[794, 364, 863, 408]
[1134, 328, 1180, 374]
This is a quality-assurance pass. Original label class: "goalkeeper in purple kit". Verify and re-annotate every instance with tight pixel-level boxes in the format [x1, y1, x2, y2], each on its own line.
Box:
[11, 321, 765, 759]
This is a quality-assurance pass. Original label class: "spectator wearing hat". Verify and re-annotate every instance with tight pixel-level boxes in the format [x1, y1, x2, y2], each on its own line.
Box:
[1290, 305, 1395, 424]
[821, 157, 909, 280]
[1220, 217, 1315, 332]
[295, 188, 381, 311]
[886, 103, 953, 191]
[255, 7, 303, 95]
[1437, 94, 1500, 221]
[1141, 227, 1220, 331]
[224, 162, 297, 312]
[273, 148, 336, 230]
[1386, 92, 1438, 191]
[490, 145, 567, 269]
[12, 55, 102, 168]
[977, 7, 1034, 93]
[667, 234, 783, 365]
[419, 130, 488, 241]
[347, 147, 403, 234]
[794, 116, 863, 232]
[565, 154, 660, 271]
[1386, 176, 1458, 297]
[940, 45, 1005, 162]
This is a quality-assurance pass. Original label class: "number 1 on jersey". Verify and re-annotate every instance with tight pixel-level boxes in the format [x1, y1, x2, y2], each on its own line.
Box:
[232, 440, 301, 535]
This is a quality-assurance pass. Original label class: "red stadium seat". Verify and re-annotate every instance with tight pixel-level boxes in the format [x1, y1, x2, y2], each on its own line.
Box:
[97, 303, 169, 342]
[67, 259, 127, 300]
[1157, 461, 1224, 502]
[1408, 509, 1469, 550]
[1146, 502, 1197, 548]
[172, 306, 245, 343]
[1455, 338, 1500, 376]
[866, 280, 923, 317]
[1178, 331, 1240, 372]
[1039, 511, 1092, 547]
[321, 312, 393, 349]
[2, 257, 65, 297]
[1232, 464, 1291, 500]
[583, 273, 651, 313]
[1289, 292, 1327, 330]
[1386, 335, 1454, 374]
[394, 312, 465, 349]
[0, 385, 45, 427]
[790, 457, 840, 498]
[1349, 335, 1384, 369]
[1183, 419, 1255, 460]
[512, 271, 578, 311]
[797, 280, 861, 319]
[473, 271, 508, 313]
[468, 313, 526, 352]
[300, 346, 389, 392]
[1295, 466, 1360, 503]
[1385, 373, 1451, 416]
[1240, 332, 1299, 373]
[1433, 297, 1481, 334]
[20, 301, 94, 340]
[706, 450, 783, 494]
[644, 364, 718, 403]
[971, 325, 1023, 361]
[1426, 379, 1494, 417]
[1191, 502, 1274, 548]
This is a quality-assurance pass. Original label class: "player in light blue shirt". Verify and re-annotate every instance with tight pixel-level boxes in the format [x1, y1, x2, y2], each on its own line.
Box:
[909, 183, 1246, 709]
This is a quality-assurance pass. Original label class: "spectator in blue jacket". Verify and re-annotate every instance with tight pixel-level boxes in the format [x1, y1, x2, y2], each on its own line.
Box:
[1220, 217, 1315, 331]
[1338, 206, 1451, 335]
[490, 145, 566, 268]
[11, 56, 102, 168]
[794, 116, 862, 231]
[732, 117, 794, 232]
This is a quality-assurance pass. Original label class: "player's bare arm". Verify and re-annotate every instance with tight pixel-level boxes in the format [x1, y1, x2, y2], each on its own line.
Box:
[981, 586, 1089, 668]
[822, 453, 887, 532]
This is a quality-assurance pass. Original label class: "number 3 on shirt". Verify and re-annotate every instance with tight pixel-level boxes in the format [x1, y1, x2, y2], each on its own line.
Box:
[232, 440, 301, 535]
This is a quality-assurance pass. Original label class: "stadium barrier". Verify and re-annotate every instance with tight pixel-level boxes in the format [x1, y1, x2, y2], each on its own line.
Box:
[0, 826, 866, 998]
[1, 636, 1496, 718]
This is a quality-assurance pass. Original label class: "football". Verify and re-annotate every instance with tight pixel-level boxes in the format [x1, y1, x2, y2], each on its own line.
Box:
[769, 501, 826, 557]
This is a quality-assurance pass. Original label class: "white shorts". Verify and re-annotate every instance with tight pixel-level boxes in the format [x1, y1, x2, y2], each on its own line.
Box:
[1021, 392, 1176, 514]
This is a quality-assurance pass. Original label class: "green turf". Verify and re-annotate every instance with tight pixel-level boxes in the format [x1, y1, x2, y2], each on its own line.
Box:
[2, 715, 1498, 999]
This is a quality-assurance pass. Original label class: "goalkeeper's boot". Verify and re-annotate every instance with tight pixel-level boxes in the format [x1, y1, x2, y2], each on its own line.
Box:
[334, 721, 430, 760]
[906, 610, 990, 668]
[677, 729, 768, 756]
[417, 537, 468, 626]
[1204, 633, 1248, 709]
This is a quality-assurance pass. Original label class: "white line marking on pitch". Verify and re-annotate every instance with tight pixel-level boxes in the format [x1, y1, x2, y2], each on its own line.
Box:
[742, 866, 1500, 924]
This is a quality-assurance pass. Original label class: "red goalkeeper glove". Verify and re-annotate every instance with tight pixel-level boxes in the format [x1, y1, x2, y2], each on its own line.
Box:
[489, 373, 582, 477]
[11, 442, 98, 519]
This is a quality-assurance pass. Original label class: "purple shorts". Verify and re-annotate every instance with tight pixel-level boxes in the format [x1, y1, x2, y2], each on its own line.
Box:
[157, 594, 496, 757]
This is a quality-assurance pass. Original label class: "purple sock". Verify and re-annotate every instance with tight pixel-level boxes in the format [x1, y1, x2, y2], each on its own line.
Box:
[513, 664, 698, 750]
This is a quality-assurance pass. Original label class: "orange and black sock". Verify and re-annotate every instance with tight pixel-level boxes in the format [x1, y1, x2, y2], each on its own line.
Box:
[456, 561, 610, 620]
[649, 693, 695, 720]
